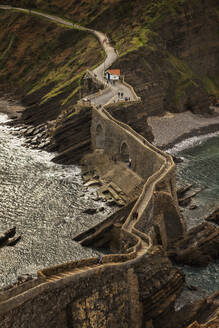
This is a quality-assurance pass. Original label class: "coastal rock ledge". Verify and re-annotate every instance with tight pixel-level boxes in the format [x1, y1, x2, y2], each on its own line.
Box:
[168, 222, 219, 266]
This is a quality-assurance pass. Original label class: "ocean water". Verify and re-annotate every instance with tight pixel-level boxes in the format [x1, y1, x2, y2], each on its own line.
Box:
[170, 132, 219, 226]
[0, 110, 218, 306]
[0, 113, 111, 288]
[168, 133, 219, 307]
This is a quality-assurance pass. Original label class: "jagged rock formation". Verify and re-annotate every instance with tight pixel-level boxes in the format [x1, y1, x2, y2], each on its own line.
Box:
[156, 291, 219, 328]
[50, 105, 93, 163]
[0, 227, 21, 248]
[0, 0, 218, 158]
[205, 208, 219, 225]
[168, 222, 219, 266]
[0, 2, 218, 328]
[135, 250, 185, 326]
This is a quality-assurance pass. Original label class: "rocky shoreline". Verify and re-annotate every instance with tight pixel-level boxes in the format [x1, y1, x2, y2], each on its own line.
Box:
[159, 291, 219, 328]
[2, 98, 219, 153]
[0, 97, 24, 119]
[1, 98, 219, 220]
[148, 107, 219, 150]
[0, 99, 219, 328]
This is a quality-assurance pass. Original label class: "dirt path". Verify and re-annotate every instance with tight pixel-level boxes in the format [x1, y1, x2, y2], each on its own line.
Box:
[0, 5, 136, 107]
[0, 5, 171, 300]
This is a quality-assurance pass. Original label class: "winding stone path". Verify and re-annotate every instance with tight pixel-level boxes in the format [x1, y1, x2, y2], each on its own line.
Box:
[0, 6, 178, 322]
[0, 0, 150, 279]
[0, 5, 136, 106]
[0, 4, 170, 258]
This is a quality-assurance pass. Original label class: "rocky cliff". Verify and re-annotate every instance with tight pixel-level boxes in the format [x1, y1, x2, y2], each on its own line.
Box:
[0, 8, 102, 125]
[0, 2, 218, 327]
[0, 0, 218, 160]
[158, 291, 219, 328]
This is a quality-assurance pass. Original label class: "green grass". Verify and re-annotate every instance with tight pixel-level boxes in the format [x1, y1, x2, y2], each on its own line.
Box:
[0, 7, 105, 118]
[167, 54, 200, 104]
[202, 76, 219, 97]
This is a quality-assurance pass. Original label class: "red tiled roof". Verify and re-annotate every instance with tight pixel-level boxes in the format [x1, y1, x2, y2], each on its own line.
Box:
[108, 69, 120, 76]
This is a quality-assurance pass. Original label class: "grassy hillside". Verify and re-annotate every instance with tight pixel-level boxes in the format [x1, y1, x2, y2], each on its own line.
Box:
[0, 9, 103, 123]
[0, 0, 218, 127]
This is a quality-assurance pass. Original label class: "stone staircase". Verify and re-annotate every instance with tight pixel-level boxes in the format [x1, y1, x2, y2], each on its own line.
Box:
[45, 265, 98, 283]
[0, 6, 182, 327]
[40, 242, 147, 284]
[101, 163, 144, 201]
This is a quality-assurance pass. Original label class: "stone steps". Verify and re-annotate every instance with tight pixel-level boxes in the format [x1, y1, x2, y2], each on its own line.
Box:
[45, 265, 97, 282]
[44, 243, 147, 284]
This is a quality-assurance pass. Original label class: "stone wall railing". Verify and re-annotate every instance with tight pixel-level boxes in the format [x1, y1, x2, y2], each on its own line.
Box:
[39, 230, 141, 277]
[92, 105, 174, 238]
[0, 278, 43, 303]
[0, 7, 180, 323]
[38, 101, 174, 281]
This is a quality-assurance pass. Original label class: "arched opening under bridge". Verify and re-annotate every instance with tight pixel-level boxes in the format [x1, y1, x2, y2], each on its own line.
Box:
[96, 123, 105, 149]
[120, 142, 129, 162]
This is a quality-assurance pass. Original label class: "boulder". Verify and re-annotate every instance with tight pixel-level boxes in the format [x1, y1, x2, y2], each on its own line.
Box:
[189, 204, 198, 210]
[169, 222, 219, 266]
[0, 227, 20, 248]
[17, 274, 33, 284]
[5, 226, 16, 239]
[186, 284, 198, 291]
[106, 199, 116, 206]
[36, 131, 46, 139]
[25, 127, 35, 136]
[7, 235, 21, 247]
[205, 208, 219, 225]
[179, 197, 191, 207]
[82, 208, 97, 215]
[177, 184, 193, 198]
[172, 155, 184, 164]
[178, 186, 204, 207]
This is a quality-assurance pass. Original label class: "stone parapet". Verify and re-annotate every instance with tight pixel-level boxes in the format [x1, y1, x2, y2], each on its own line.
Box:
[0, 5, 186, 327]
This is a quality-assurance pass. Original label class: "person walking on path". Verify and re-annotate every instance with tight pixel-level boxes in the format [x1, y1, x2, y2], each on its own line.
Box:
[98, 255, 103, 264]
[128, 158, 132, 168]
[121, 92, 123, 98]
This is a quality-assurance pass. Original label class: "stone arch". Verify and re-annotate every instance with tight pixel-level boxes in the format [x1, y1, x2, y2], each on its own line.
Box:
[120, 141, 129, 162]
[96, 123, 105, 149]
[153, 192, 186, 249]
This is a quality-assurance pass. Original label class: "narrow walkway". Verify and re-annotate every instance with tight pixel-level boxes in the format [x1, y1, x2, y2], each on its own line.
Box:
[0, 5, 136, 107]
[0, 5, 173, 311]
[0, 1, 148, 289]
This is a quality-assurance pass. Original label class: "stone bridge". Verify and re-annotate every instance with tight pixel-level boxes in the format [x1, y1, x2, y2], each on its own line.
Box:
[0, 99, 186, 327]
[89, 105, 186, 249]
[91, 108, 164, 180]
[0, 5, 187, 328]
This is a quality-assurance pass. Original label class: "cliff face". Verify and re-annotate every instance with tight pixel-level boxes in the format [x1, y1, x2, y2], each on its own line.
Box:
[107, 0, 219, 133]
[0, 248, 185, 328]
[53, 0, 219, 155]
[157, 291, 219, 328]
[0, 3, 218, 327]
[1, 0, 218, 157]
[0, 9, 103, 125]
[50, 105, 93, 164]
